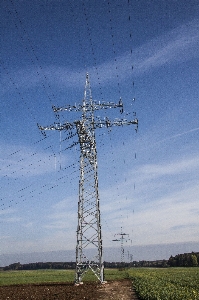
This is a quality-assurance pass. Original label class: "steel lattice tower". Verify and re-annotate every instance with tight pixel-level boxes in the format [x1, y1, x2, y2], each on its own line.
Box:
[75, 74, 104, 283]
[38, 73, 138, 284]
[112, 227, 130, 264]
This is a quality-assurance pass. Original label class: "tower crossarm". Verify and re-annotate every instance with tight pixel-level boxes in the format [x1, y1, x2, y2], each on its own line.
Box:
[37, 122, 75, 131]
[94, 117, 138, 130]
[37, 117, 138, 133]
[52, 98, 123, 113]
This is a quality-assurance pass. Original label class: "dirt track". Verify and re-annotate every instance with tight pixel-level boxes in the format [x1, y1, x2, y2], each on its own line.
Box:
[0, 279, 139, 299]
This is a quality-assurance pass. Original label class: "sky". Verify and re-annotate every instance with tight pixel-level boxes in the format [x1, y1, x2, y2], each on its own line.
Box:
[0, 0, 199, 265]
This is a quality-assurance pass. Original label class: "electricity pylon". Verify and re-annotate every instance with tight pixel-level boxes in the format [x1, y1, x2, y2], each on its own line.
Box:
[112, 227, 130, 264]
[38, 73, 138, 284]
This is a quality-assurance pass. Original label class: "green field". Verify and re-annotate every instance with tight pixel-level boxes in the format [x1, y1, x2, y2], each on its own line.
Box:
[129, 268, 199, 300]
[0, 268, 128, 286]
[1, 268, 199, 299]
[0, 269, 75, 286]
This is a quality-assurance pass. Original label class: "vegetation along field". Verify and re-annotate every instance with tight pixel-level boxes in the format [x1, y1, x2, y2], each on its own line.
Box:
[0, 268, 199, 299]
[128, 267, 199, 300]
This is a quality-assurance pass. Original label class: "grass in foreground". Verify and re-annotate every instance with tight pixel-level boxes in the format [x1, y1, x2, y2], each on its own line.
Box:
[128, 267, 199, 300]
[1, 267, 199, 299]
[0, 269, 75, 286]
[0, 268, 128, 286]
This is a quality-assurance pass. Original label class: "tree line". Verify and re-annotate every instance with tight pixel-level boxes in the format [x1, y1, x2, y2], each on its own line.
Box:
[2, 252, 198, 271]
[3, 262, 76, 271]
[167, 252, 199, 267]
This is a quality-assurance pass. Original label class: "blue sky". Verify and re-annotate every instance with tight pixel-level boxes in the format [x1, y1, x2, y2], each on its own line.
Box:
[0, 0, 199, 261]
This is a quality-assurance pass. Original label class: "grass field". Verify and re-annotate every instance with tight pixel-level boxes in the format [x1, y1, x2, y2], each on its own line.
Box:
[1, 267, 199, 299]
[0, 268, 128, 286]
[0, 269, 75, 286]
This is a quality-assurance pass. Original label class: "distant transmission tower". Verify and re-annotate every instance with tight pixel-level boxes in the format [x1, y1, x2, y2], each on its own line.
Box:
[112, 227, 130, 263]
[38, 73, 138, 283]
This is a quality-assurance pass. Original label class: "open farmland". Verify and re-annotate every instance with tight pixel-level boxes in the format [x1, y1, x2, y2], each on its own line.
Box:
[0, 268, 129, 286]
[0, 268, 199, 299]
[0, 269, 138, 299]
[129, 268, 199, 300]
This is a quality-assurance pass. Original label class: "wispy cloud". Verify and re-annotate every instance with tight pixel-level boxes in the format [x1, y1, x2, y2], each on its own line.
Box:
[101, 181, 199, 246]
[97, 148, 199, 247]
[156, 127, 199, 145]
[0, 208, 15, 216]
[134, 20, 199, 74]
[1, 19, 199, 94]
[136, 155, 199, 179]
[0, 142, 68, 178]
[1, 216, 21, 223]
[42, 196, 77, 233]
[1, 152, 198, 252]
[92, 19, 199, 81]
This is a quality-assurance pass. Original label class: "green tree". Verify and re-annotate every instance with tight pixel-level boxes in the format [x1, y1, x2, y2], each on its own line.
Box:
[190, 254, 198, 267]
